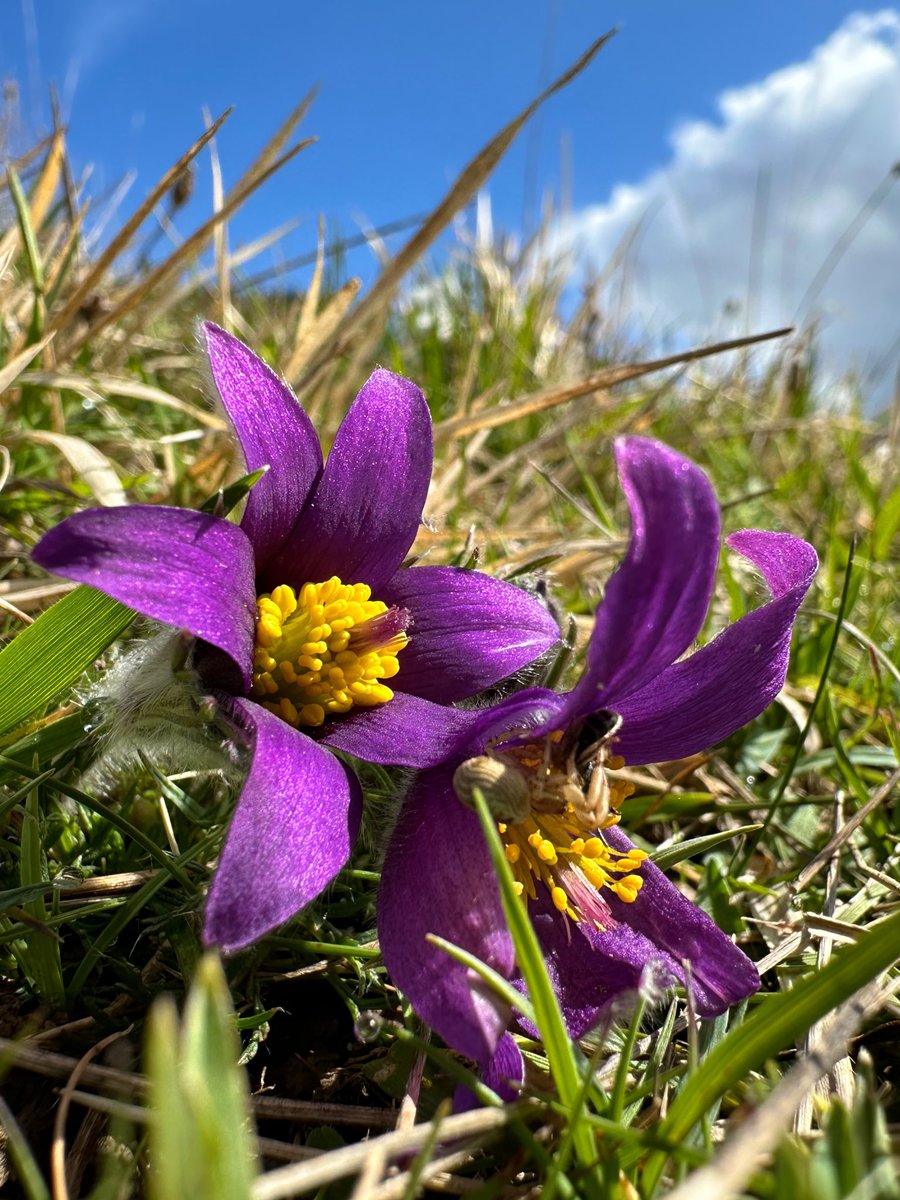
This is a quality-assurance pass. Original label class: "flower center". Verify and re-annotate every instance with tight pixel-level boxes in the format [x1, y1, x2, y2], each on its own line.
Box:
[453, 735, 645, 929]
[251, 576, 409, 728]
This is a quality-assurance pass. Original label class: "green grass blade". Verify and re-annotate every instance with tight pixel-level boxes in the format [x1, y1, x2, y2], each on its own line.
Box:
[640, 905, 900, 1191]
[425, 931, 538, 1027]
[7, 165, 45, 294]
[0, 1094, 50, 1200]
[146, 952, 257, 1200]
[471, 787, 604, 1197]
[0, 586, 134, 737]
[66, 830, 216, 1004]
[650, 824, 762, 871]
[18, 780, 65, 1007]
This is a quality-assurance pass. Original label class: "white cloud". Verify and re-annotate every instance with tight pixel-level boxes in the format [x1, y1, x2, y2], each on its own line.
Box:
[66, 0, 164, 85]
[551, 10, 900, 405]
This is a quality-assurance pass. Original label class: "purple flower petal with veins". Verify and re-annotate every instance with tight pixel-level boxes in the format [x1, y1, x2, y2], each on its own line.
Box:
[32, 325, 559, 953]
[378, 436, 817, 1081]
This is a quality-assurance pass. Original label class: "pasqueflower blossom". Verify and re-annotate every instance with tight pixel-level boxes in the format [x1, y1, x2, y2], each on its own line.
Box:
[32, 325, 559, 951]
[376, 437, 817, 1093]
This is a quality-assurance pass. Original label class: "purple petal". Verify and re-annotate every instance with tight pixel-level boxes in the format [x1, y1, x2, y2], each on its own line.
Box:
[204, 698, 362, 953]
[525, 891, 665, 1039]
[378, 766, 513, 1064]
[602, 826, 760, 1016]
[204, 323, 322, 574]
[33, 505, 256, 690]
[568, 438, 721, 717]
[453, 1033, 524, 1110]
[317, 684, 563, 772]
[260, 370, 432, 593]
[614, 531, 818, 764]
[381, 566, 559, 703]
[455, 687, 570, 759]
[317, 692, 484, 768]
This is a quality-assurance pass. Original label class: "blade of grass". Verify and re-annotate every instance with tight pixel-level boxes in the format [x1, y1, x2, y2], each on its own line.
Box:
[45, 108, 233, 337]
[425, 931, 538, 1027]
[7, 165, 45, 294]
[0, 332, 55, 395]
[0, 586, 134, 737]
[27, 129, 64, 232]
[0, 1093, 50, 1200]
[639, 904, 900, 1192]
[436, 327, 793, 441]
[146, 953, 258, 1200]
[651, 824, 762, 871]
[470, 786, 604, 1197]
[298, 30, 617, 388]
[66, 137, 315, 357]
[18, 778, 65, 1007]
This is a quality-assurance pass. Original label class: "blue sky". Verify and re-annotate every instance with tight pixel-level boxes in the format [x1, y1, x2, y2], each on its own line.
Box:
[3, 2, 899, 397]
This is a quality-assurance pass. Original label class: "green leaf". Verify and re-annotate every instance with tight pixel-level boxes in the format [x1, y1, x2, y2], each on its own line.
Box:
[639, 905, 900, 1191]
[650, 824, 762, 871]
[146, 952, 257, 1200]
[872, 479, 900, 561]
[199, 466, 268, 516]
[0, 586, 134, 737]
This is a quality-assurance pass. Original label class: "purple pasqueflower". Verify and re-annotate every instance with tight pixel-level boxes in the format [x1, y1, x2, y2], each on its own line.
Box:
[31, 324, 559, 952]
[376, 436, 818, 1094]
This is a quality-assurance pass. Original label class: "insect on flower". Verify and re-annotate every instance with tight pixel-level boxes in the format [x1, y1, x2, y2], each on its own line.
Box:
[561, 707, 623, 829]
[453, 707, 624, 831]
[377, 436, 819, 1100]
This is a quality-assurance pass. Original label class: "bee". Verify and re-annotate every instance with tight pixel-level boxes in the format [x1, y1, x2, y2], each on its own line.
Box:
[562, 708, 623, 830]
[454, 708, 624, 832]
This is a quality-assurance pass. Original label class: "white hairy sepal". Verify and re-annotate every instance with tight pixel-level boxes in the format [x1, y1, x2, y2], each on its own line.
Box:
[81, 628, 246, 792]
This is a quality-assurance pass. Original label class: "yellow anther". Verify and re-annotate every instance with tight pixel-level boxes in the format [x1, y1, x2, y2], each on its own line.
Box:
[612, 875, 643, 903]
[505, 844, 521, 864]
[551, 886, 569, 912]
[251, 576, 408, 728]
[537, 839, 558, 864]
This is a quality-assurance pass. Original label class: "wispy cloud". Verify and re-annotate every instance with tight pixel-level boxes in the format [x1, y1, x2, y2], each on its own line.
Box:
[67, 0, 167, 84]
[550, 10, 900, 401]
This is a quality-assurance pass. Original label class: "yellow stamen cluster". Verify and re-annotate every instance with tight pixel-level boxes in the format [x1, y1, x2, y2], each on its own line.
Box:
[500, 807, 647, 924]
[492, 741, 644, 928]
[252, 576, 407, 727]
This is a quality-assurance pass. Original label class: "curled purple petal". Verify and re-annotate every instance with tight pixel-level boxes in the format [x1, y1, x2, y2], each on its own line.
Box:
[33, 505, 256, 690]
[524, 891, 665, 1039]
[614, 531, 817, 764]
[603, 826, 760, 1016]
[261, 369, 432, 593]
[381, 566, 559, 703]
[378, 766, 513, 1065]
[458, 687, 569, 758]
[454, 1033, 524, 1110]
[204, 323, 322, 573]
[569, 438, 720, 716]
[204, 698, 362, 953]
